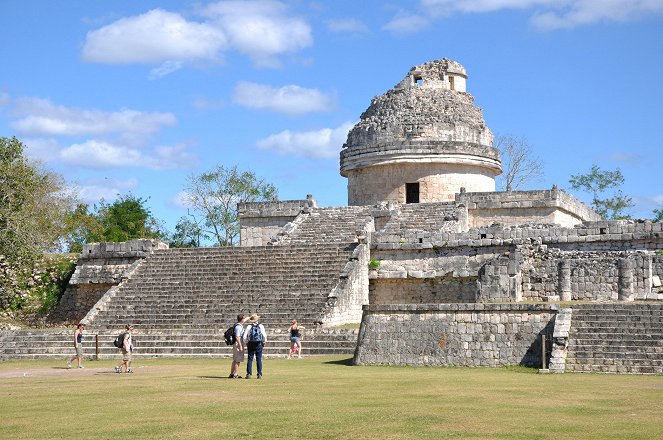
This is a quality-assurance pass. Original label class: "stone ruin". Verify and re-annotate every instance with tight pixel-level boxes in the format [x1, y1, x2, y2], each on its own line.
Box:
[2, 58, 661, 373]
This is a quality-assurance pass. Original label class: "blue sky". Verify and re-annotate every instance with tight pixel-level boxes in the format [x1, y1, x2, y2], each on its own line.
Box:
[1, 0, 662, 232]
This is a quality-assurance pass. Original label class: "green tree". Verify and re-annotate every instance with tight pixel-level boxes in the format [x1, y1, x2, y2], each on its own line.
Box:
[90, 194, 167, 243]
[0, 136, 76, 260]
[183, 166, 278, 246]
[170, 216, 207, 248]
[569, 164, 634, 219]
[654, 207, 663, 222]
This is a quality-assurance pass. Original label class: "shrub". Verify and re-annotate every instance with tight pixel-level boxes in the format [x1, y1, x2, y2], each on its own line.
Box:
[368, 258, 381, 270]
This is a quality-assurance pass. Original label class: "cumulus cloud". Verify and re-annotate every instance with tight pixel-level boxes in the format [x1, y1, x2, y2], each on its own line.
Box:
[11, 97, 176, 138]
[203, 0, 312, 66]
[82, 9, 226, 64]
[233, 81, 335, 115]
[386, 0, 663, 32]
[82, 1, 311, 72]
[326, 18, 369, 34]
[58, 140, 196, 170]
[72, 178, 140, 203]
[0, 91, 9, 108]
[256, 121, 354, 159]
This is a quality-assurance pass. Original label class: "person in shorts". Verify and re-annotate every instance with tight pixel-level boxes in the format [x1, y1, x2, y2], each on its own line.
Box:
[287, 319, 304, 359]
[115, 324, 134, 373]
[67, 323, 85, 369]
[229, 315, 246, 378]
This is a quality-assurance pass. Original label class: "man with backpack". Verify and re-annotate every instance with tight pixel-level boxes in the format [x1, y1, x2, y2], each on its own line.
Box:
[243, 314, 267, 379]
[229, 314, 246, 379]
[114, 324, 134, 373]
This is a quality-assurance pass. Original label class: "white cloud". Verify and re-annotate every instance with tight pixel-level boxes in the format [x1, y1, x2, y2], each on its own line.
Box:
[192, 97, 226, 111]
[390, 0, 663, 32]
[58, 140, 196, 170]
[169, 191, 194, 209]
[82, 1, 311, 72]
[326, 18, 369, 34]
[382, 14, 431, 34]
[149, 61, 184, 80]
[654, 194, 663, 205]
[203, 0, 312, 67]
[60, 140, 143, 168]
[82, 9, 226, 64]
[256, 121, 354, 159]
[0, 91, 9, 108]
[72, 178, 139, 203]
[11, 97, 176, 137]
[233, 81, 335, 115]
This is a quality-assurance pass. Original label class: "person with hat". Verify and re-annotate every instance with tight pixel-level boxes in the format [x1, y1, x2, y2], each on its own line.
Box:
[114, 324, 135, 373]
[243, 314, 267, 379]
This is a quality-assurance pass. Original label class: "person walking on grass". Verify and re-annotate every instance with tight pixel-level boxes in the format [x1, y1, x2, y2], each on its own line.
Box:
[244, 314, 267, 379]
[229, 314, 247, 379]
[67, 323, 85, 369]
[115, 324, 134, 373]
[287, 319, 304, 359]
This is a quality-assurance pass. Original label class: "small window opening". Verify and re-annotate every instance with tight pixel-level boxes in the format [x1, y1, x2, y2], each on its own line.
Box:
[600, 227, 607, 235]
[448, 75, 455, 91]
[414, 75, 423, 87]
[480, 233, 487, 239]
[406, 182, 420, 204]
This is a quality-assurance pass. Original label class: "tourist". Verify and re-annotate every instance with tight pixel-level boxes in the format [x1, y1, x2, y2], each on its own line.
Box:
[229, 314, 246, 379]
[114, 324, 134, 373]
[244, 314, 267, 379]
[67, 323, 85, 369]
[287, 319, 304, 359]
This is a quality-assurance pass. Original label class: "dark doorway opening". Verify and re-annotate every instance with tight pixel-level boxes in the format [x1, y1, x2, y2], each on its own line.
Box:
[406, 182, 420, 204]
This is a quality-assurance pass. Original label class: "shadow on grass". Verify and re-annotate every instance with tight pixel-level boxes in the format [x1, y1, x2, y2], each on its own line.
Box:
[199, 375, 233, 380]
[323, 357, 353, 367]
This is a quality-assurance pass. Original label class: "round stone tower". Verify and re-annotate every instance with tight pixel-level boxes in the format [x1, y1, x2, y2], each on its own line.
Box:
[340, 58, 501, 206]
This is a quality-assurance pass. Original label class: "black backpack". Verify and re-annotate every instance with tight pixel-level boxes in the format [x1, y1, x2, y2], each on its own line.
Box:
[224, 324, 236, 346]
[113, 332, 126, 349]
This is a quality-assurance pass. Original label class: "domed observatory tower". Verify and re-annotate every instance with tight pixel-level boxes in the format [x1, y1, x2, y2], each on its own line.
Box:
[340, 59, 502, 206]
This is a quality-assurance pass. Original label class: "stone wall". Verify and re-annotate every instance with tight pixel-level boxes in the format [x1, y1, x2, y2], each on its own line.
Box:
[238, 197, 315, 246]
[354, 304, 557, 367]
[369, 220, 663, 304]
[322, 243, 370, 325]
[50, 239, 167, 324]
[369, 277, 477, 304]
[345, 154, 498, 206]
[456, 188, 601, 228]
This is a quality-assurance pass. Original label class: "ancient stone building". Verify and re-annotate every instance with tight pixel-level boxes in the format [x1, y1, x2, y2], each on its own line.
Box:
[341, 59, 501, 206]
[4, 58, 661, 374]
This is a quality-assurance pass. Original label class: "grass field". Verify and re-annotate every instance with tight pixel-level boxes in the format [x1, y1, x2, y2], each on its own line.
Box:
[0, 356, 661, 439]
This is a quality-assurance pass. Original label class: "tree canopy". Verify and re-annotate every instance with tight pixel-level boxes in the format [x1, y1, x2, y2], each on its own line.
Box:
[181, 166, 278, 246]
[569, 164, 634, 219]
[0, 136, 76, 260]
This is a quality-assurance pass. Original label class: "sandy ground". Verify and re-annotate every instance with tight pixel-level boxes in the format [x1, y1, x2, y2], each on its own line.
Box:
[0, 364, 165, 379]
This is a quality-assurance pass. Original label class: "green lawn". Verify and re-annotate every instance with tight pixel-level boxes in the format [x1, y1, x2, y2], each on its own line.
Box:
[0, 356, 661, 439]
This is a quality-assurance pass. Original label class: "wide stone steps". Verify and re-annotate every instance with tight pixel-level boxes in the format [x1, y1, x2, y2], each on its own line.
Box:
[0, 328, 359, 360]
[565, 303, 663, 374]
[85, 242, 356, 332]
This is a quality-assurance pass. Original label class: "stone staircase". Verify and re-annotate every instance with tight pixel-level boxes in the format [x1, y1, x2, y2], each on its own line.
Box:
[0, 327, 359, 360]
[380, 202, 459, 233]
[279, 207, 373, 244]
[88, 243, 356, 330]
[565, 303, 663, 374]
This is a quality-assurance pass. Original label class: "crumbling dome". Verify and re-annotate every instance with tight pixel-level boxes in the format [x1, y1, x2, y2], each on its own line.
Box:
[340, 58, 502, 206]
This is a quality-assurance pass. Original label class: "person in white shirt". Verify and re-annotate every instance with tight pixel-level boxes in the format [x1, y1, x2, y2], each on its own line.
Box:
[229, 315, 246, 379]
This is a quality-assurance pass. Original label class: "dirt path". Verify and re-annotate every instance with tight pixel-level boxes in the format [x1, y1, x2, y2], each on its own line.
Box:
[0, 364, 168, 379]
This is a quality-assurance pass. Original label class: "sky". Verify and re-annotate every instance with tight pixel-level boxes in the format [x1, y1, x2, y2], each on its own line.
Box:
[1, 0, 662, 233]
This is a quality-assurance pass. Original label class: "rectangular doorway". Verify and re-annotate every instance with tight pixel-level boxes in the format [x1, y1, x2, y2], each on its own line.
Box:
[406, 182, 420, 204]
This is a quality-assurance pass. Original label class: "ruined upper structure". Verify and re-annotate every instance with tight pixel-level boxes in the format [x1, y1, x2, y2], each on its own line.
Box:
[340, 58, 502, 206]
